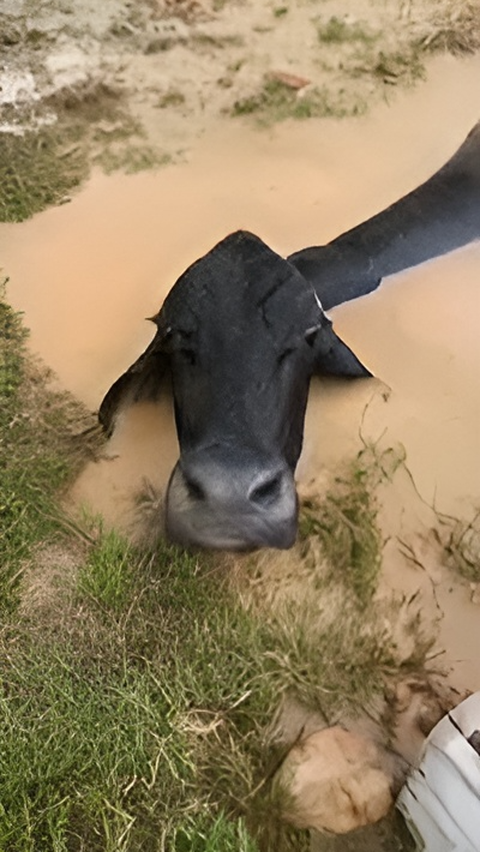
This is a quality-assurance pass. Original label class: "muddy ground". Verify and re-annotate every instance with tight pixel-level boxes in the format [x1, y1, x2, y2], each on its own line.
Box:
[1, 0, 480, 848]
[2, 0, 480, 202]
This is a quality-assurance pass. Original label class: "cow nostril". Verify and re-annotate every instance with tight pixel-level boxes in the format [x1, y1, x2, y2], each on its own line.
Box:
[183, 474, 206, 502]
[249, 473, 282, 506]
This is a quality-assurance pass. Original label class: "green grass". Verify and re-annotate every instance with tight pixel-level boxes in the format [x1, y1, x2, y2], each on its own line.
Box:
[0, 127, 89, 223]
[299, 457, 383, 608]
[0, 529, 308, 850]
[232, 78, 366, 123]
[317, 16, 377, 45]
[78, 528, 137, 613]
[0, 515, 410, 849]
[230, 7, 442, 127]
[0, 289, 96, 609]
[366, 48, 426, 86]
[0, 84, 166, 222]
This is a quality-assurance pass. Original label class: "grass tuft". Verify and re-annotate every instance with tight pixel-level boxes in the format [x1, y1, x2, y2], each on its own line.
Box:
[418, 1, 480, 54]
[0, 127, 89, 223]
[78, 528, 137, 614]
[317, 16, 377, 45]
[441, 509, 480, 583]
[232, 78, 366, 123]
[299, 456, 383, 607]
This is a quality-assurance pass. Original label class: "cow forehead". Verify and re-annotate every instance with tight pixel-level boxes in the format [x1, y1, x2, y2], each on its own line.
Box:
[161, 230, 323, 336]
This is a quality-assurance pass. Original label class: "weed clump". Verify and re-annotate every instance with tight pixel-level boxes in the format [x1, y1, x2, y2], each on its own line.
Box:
[300, 457, 383, 607]
[441, 509, 480, 583]
[232, 78, 366, 123]
[0, 127, 89, 223]
[418, 1, 480, 54]
[317, 16, 377, 46]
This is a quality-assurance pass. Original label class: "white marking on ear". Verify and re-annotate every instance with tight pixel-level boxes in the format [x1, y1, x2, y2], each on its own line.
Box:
[313, 290, 331, 321]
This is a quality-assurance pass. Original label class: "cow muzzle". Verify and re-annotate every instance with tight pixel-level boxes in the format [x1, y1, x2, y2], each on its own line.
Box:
[165, 450, 298, 551]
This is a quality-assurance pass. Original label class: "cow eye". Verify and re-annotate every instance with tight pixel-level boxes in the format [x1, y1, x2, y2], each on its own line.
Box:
[168, 329, 198, 366]
[178, 347, 197, 366]
[277, 346, 296, 365]
[304, 324, 322, 346]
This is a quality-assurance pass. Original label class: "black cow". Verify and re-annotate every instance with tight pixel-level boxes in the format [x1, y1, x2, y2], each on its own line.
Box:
[100, 121, 480, 551]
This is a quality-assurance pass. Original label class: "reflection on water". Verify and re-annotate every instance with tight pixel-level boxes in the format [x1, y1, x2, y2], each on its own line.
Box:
[2, 52, 480, 849]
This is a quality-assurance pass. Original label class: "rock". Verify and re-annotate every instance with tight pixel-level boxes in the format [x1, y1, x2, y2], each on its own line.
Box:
[267, 70, 310, 90]
[276, 726, 394, 834]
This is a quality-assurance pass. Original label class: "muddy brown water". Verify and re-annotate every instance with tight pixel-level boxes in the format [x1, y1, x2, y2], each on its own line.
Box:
[2, 53, 480, 709]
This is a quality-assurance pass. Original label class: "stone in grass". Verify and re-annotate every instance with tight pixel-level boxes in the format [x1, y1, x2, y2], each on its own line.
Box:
[276, 726, 394, 834]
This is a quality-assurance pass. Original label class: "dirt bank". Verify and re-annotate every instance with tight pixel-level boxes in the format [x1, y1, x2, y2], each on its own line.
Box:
[2, 0, 480, 218]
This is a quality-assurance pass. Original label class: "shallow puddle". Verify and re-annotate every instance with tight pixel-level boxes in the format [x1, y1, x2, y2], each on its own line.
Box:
[2, 53, 480, 697]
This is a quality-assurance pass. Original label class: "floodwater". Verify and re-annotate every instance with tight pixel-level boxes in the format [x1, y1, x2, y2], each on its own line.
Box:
[2, 53, 480, 698]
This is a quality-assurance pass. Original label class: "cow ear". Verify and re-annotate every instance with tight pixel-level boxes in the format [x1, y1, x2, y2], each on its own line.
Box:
[312, 323, 372, 378]
[99, 335, 170, 436]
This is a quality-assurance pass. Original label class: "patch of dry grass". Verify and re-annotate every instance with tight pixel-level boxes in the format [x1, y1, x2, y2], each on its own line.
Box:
[417, 0, 480, 54]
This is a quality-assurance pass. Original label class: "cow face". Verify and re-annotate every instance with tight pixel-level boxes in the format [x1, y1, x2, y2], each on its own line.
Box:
[100, 231, 371, 550]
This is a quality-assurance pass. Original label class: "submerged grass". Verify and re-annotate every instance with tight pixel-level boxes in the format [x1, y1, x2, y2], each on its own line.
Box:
[440, 509, 480, 583]
[299, 456, 383, 608]
[94, 144, 172, 175]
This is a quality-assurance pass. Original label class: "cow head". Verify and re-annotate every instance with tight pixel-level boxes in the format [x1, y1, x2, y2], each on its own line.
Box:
[99, 231, 371, 550]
